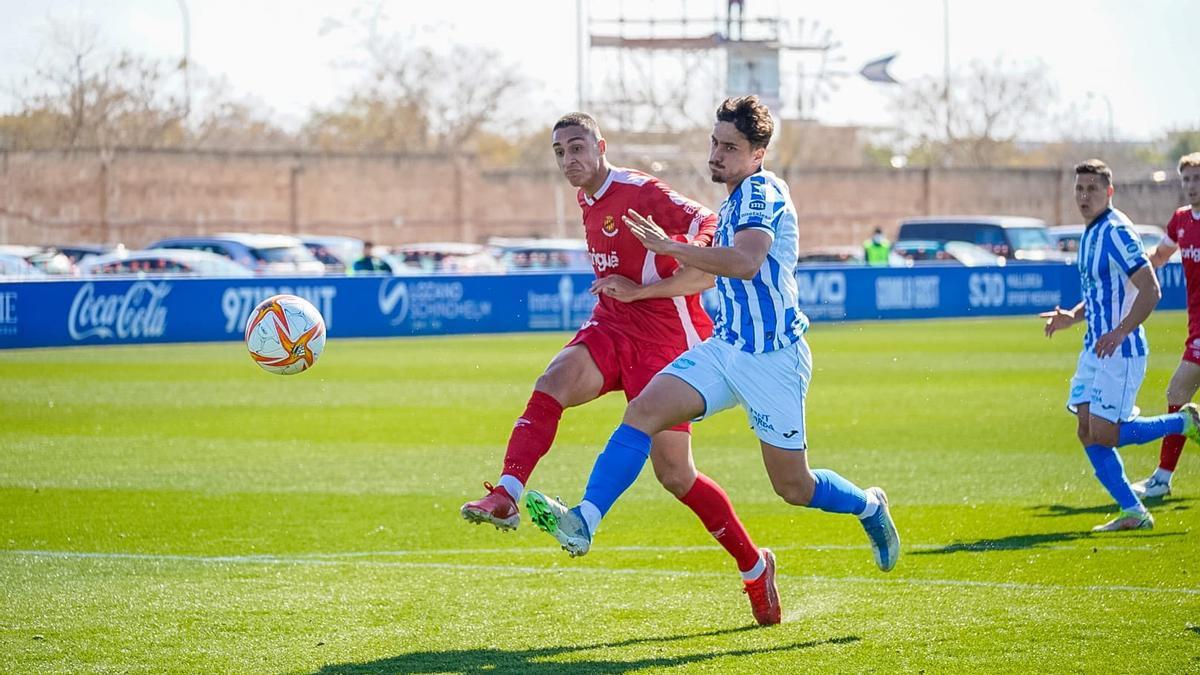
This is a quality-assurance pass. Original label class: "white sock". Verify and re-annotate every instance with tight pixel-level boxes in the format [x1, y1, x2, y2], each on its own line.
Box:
[740, 553, 766, 582]
[1152, 467, 1174, 484]
[1129, 503, 1148, 515]
[497, 475, 524, 502]
[578, 500, 602, 535]
[857, 491, 881, 520]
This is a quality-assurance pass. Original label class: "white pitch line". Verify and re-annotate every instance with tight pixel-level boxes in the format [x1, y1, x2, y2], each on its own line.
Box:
[5, 549, 1198, 597]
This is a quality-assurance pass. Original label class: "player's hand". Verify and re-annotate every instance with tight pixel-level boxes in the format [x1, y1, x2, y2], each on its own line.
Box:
[1093, 328, 1128, 358]
[590, 275, 644, 303]
[1039, 306, 1077, 338]
[623, 209, 675, 254]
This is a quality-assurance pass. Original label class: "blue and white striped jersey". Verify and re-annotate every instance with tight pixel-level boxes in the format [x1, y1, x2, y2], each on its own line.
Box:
[711, 169, 809, 353]
[1078, 207, 1151, 357]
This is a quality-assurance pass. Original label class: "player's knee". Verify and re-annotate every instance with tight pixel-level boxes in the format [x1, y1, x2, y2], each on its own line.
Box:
[773, 479, 814, 506]
[653, 462, 695, 498]
[1075, 427, 1091, 446]
[624, 396, 665, 432]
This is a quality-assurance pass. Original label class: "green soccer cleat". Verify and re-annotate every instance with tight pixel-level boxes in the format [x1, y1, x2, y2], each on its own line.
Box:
[525, 490, 592, 557]
[1092, 509, 1154, 532]
[1181, 403, 1200, 447]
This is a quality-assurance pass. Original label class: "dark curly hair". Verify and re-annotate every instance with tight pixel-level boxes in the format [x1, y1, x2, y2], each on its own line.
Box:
[715, 96, 773, 149]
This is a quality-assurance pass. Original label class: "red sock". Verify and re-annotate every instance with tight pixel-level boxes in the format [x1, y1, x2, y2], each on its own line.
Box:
[500, 390, 564, 484]
[1161, 403, 1186, 471]
[679, 473, 760, 573]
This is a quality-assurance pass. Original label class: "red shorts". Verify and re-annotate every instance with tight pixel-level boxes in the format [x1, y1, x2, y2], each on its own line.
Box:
[1184, 334, 1200, 366]
[566, 320, 692, 433]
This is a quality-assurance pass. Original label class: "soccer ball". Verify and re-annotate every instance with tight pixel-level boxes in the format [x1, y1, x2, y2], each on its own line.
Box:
[244, 294, 326, 375]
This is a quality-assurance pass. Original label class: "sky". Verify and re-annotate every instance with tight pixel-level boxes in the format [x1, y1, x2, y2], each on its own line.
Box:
[1, 0, 1197, 142]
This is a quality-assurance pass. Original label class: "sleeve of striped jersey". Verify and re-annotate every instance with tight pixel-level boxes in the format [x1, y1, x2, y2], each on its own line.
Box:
[1110, 225, 1149, 273]
[733, 179, 778, 237]
[640, 181, 716, 247]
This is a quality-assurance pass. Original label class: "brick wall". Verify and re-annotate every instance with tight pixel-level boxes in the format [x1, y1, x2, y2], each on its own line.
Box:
[0, 149, 1186, 249]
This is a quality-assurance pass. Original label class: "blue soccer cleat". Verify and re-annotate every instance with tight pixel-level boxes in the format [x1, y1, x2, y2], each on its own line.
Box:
[860, 487, 900, 572]
[525, 490, 592, 557]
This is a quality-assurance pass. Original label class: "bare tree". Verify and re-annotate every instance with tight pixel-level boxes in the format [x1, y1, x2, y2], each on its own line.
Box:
[0, 17, 288, 151]
[0, 18, 188, 150]
[303, 2, 532, 153]
[891, 57, 1057, 167]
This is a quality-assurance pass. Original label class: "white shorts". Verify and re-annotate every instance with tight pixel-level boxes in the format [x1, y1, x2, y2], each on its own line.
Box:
[663, 336, 811, 450]
[1066, 350, 1145, 423]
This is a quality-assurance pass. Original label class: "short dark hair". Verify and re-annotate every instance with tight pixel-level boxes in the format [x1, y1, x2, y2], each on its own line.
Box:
[552, 112, 602, 140]
[1179, 152, 1200, 172]
[715, 96, 773, 149]
[1074, 158, 1113, 186]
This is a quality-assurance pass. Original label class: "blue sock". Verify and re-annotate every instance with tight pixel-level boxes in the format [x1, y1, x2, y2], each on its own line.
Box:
[808, 469, 868, 516]
[1117, 414, 1185, 447]
[580, 424, 652, 518]
[1084, 445, 1141, 510]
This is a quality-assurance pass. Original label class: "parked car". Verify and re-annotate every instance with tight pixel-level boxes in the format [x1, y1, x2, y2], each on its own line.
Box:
[298, 235, 365, 274]
[896, 216, 1070, 262]
[146, 233, 325, 275]
[1048, 223, 1178, 264]
[386, 242, 505, 274]
[77, 248, 255, 277]
[488, 237, 591, 272]
[0, 252, 49, 278]
[50, 243, 124, 266]
[0, 244, 76, 275]
[891, 240, 1006, 267]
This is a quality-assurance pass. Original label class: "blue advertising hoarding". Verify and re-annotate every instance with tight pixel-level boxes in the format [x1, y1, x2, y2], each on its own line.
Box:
[0, 263, 1187, 350]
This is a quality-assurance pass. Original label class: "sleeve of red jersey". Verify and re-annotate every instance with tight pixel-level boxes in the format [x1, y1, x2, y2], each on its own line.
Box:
[1167, 210, 1182, 244]
[640, 180, 717, 248]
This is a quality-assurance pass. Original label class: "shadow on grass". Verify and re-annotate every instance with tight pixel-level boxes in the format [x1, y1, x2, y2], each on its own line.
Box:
[1029, 497, 1194, 517]
[312, 627, 860, 674]
[912, 529, 1186, 555]
[1188, 625, 1200, 637]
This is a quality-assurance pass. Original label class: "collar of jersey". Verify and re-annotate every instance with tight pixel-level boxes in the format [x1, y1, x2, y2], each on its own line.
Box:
[1085, 206, 1113, 229]
[583, 169, 618, 206]
[730, 168, 768, 201]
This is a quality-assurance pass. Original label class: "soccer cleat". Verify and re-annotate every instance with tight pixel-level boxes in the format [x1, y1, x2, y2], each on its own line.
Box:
[460, 482, 520, 531]
[1092, 509, 1154, 532]
[742, 548, 781, 626]
[525, 490, 591, 557]
[860, 487, 900, 572]
[1181, 403, 1200, 446]
[1130, 475, 1172, 499]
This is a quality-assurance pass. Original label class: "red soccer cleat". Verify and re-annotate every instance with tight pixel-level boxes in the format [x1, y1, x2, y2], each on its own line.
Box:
[461, 482, 520, 531]
[742, 548, 781, 626]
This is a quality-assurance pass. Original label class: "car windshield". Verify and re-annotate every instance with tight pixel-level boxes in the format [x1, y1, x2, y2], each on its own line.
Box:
[254, 246, 318, 263]
[1007, 227, 1054, 251]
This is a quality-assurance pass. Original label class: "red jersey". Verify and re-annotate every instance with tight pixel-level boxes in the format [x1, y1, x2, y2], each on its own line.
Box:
[578, 168, 717, 349]
[1166, 206, 1200, 335]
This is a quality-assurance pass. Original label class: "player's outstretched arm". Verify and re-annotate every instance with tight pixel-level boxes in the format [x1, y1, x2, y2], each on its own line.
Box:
[590, 265, 715, 303]
[1039, 302, 1085, 338]
[623, 209, 769, 280]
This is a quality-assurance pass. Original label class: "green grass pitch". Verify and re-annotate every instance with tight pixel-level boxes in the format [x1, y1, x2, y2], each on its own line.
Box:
[2, 313, 1198, 673]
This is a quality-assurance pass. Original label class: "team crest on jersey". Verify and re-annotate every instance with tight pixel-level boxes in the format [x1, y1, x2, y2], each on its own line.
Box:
[602, 215, 619, 237]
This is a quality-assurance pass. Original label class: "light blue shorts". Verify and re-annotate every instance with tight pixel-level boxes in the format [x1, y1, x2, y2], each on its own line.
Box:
[1066, 350, 1145, 423]
[663, 336, 811, 450]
